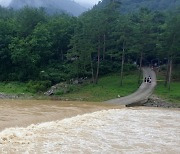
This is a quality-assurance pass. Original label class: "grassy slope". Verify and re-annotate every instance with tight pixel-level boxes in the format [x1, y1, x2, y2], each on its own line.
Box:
[1, 70, 179, 103]
[155, 77, 180, 103]
[0, 72, 139, 101]
[0, 82, 31, 94]
[61, 72, 139, 102]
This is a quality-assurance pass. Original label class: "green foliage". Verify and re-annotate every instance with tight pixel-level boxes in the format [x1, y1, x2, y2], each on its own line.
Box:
[172, 71, 180, 81]
[99, 61, 136, 74]
[16, 7, 47, 37]
[97, 0, 180, 13]
[55, 89, 65, 95]
[0, 4, 179, 92]
[60, 72, 139, 102]
[40, 64, 71, 83]
[30, 23, 52, 65]
[0, 82, 29, 94]
[27, 80, 51, 93]
[0, 80, 51, 94]
[155, 81, 180, 103]
[154, 69, 180, 103]
[54, 84, 75, 96]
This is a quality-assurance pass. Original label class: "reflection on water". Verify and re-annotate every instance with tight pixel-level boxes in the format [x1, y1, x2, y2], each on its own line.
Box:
[0, 100, 180, 153]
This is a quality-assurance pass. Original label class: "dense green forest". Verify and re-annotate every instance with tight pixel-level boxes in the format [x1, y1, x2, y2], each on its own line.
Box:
[0, 0, 179, 92]
[97, 0, 180, 13]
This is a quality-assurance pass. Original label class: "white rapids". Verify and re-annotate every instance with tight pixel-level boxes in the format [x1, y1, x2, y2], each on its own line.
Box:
[0, 108, 180, 154]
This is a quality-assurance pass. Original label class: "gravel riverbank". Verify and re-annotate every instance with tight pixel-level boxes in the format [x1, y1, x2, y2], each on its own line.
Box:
[143, 95, 180, 108]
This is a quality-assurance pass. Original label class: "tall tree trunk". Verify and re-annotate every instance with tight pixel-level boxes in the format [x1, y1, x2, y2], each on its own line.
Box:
[136, 54, 138, 66]
[77, 63, 79, 78]
[103, 34, 106, 60]
[83, 61, 86, 78]
[164, 58, 170, 87]
[110, 51, 113, 61]
[167, 33, 175, 90]
[168, 58, 172, 91]
[95, 37, 101, 84]
[61, 49, 64, 61]
[120, 41, 125, 86]
[138, 51, 143, 84]
[90, 55, 95, 83]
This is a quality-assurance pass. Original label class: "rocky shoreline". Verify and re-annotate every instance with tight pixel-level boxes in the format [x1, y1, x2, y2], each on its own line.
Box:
[0, 92, 179, 108]
[0, 93, 19, 99]
[143, 95, 180, 108]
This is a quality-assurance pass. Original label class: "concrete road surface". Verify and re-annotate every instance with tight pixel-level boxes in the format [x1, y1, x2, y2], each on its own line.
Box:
[105, 67, 157, 106]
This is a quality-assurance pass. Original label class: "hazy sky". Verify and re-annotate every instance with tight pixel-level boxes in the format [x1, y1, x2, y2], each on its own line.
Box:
[75, 0, 100, 5]
[0, 0, 11, 6]
[0, 0, 101, 7]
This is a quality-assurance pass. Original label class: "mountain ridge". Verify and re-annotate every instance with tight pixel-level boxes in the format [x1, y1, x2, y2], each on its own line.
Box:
[96, 0, 180, 13]
[6, 0, 87, 16]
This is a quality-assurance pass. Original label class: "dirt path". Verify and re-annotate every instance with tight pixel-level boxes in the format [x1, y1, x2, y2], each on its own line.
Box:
[106, 67, 156, 106]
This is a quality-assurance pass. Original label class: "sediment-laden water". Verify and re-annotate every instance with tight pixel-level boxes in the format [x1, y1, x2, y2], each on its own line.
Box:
[0, 103, 179, 154]
[0, 99, 118, 131]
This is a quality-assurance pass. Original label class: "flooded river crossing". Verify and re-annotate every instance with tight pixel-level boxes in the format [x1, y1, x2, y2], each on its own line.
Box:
[0, 99, 180, 153]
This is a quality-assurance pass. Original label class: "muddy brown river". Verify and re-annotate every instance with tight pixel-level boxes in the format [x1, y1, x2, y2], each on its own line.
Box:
[0, 99, 119, 131]
[0, 99, 180, 153]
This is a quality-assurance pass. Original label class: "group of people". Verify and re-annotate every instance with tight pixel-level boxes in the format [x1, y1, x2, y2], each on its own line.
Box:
[144, 76, 152, 83]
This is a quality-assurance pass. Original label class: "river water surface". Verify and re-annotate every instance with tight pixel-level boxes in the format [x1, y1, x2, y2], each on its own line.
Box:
[0, 99, 180, 153]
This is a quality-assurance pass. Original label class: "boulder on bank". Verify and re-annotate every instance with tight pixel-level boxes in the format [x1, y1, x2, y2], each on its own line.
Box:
[0, 93, 19, 99]
[44, 83, 69, 96]
[143, 95, 180, 108]
[44, 77, 88, 96]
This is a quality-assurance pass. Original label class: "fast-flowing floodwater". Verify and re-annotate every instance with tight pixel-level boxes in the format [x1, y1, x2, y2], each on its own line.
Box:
[0, 100, 180, 153]
[0, 99, 118, 131]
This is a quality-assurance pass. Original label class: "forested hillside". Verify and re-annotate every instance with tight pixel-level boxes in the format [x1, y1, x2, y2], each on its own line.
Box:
[0, 0, 179, 92]
[6, 0, 87, 16]
[97, 0, 180, 13]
